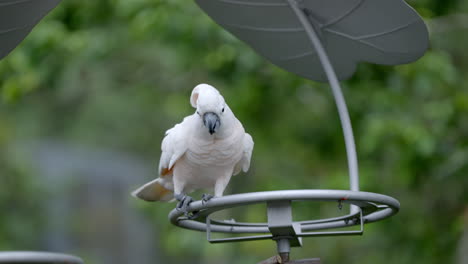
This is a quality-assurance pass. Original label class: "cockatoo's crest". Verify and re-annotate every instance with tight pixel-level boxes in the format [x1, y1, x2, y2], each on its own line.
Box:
[190, 83, 225, 111]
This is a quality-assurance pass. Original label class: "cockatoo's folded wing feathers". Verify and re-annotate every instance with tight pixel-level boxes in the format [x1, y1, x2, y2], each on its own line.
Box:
[234, 133, 254, 175]
[158, 116, 192, 176]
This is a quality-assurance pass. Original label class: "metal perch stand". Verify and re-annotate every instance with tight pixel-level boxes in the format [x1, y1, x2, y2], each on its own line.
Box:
[170, 190, 399, 263]
[170, 0, 429, 262]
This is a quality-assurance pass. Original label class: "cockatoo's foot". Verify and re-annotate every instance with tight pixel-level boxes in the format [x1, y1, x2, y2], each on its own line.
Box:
[175, 193, 194, 217]
[201, 193, 214, 205]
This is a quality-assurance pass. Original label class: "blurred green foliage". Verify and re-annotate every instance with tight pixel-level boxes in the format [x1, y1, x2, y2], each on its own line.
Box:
[0, 0, 467, 263]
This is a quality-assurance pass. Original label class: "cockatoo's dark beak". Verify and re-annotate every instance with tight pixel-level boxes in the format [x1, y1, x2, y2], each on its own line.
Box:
[203, 112, 220, 135]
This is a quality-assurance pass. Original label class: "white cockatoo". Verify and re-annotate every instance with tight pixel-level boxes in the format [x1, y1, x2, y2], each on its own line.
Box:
[132, 84, 254, 215]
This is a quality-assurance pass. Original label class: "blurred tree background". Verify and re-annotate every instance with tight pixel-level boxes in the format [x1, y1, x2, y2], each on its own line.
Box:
[0, 0, 467, 263]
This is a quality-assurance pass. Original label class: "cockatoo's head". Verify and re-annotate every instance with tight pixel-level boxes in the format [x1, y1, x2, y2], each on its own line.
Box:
[191, 84, 227, 135]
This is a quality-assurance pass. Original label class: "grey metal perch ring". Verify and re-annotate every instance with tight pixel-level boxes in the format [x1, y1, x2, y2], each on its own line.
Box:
[169, 190, 400, 246]
[0, 251, 84, 264]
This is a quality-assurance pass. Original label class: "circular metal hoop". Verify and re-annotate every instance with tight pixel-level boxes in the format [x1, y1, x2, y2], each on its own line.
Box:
[0, 251, 84, 264]
[169, 190, 399, 244]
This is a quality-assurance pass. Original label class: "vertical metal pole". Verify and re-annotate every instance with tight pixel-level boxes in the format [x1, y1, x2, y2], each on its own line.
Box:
[286, 0, 360, 214]
[276, 238, 291, 262]
[276, 238, 291, 253]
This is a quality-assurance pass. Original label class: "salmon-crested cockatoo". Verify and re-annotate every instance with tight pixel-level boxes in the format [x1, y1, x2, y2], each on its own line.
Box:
[132, 84, 254, 216]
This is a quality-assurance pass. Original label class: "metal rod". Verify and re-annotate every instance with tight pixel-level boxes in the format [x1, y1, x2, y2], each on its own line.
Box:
[276, 238, 291, 254]
[0, 251, 84, 264]
[285, 0, 360, 202]
[276, 239, 291, 262]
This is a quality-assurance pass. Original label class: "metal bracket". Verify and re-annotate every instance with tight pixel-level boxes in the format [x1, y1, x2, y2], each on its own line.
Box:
[267, 201, 303, 248]
[205, 198, 364, 244]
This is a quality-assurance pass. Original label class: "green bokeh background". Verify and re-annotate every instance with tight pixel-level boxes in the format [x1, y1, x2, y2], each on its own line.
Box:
[0, 0, 467, 263]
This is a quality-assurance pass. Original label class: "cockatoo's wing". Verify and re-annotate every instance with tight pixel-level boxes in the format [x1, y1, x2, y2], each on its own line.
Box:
[158, 116, 192, 177]
[233, 133, 254, 175]
[132, 116, 193, 202]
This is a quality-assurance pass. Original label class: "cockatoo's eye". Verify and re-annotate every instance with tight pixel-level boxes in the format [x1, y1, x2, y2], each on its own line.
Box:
[222, 108, 225, 113]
